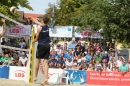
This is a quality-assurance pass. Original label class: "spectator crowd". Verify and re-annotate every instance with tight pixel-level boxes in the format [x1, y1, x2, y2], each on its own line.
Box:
[0, 36, 130, 73]
[0, 37, 29, 66]
[49, 38, 130, 73]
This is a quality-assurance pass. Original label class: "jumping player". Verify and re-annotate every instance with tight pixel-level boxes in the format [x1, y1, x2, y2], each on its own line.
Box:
[30, 16, 50, 86]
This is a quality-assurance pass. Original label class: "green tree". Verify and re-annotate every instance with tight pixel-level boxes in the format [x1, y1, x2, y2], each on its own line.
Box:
[46, 0, 130, 43]
[0, 0, 33, 25]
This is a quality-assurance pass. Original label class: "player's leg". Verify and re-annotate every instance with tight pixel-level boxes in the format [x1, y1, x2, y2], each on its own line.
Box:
[41, 44, 50, 86]
[34, 58, 40, 82]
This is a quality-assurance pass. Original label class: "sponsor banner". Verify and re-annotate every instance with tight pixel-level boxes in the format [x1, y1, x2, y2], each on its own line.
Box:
[74, 26, 101, 38]
[35, 59, 65, 84]
[50, 26, 73, 37]
[0, 66, 9, 78]
[87, 71, 130, 85]
[9, 66, 26, 80]
[65, 69, 86, 84]
[6, 25, 31, 35]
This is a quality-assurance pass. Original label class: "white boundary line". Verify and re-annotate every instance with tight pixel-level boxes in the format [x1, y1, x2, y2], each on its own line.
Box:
[0, 13, 28, 28]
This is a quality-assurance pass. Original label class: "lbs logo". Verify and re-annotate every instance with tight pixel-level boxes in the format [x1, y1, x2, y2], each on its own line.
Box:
[14, 70, 25, 77]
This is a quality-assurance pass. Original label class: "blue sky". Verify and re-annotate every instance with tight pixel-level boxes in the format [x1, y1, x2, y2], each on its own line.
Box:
[19, 0, 58, 14]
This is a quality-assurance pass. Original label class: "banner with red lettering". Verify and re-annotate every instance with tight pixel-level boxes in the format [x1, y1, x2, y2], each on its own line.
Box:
[6, 25, 31, 36]
[87, 71, 130, 85]
[9, 66, 26, 80]
[74, 26, 101, 38]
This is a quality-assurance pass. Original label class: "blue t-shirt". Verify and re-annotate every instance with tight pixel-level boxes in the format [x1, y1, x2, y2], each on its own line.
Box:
[38, 25, 51, 44]
[86, 55, 92, 62]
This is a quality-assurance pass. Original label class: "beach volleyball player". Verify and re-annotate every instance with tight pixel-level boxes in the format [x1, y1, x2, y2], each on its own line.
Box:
[29, 16, 50, 85]
[0, 18, 6, 53]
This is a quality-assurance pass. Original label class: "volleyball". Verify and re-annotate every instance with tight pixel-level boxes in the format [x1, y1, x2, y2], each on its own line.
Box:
[10, 6, 17, 13]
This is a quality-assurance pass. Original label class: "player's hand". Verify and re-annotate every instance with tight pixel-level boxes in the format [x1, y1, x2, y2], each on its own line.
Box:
[32, 40, 35, 44]
[1, 18, 5, 23]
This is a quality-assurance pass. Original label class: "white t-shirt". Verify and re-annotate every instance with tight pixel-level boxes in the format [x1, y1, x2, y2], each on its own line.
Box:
[65, 61, 73, 66]
[116, 60, 122, 67]
[19, 42, 25, 48]
[19, 57, 28, 65]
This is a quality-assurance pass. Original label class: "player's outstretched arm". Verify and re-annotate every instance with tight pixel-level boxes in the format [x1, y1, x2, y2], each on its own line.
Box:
[0, 18, 6, 38]
[29, 16, 43, 26]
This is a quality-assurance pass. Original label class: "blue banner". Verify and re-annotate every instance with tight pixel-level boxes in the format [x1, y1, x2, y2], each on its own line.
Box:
[0, 66, 10, 78]
[65, 69, 86, 84]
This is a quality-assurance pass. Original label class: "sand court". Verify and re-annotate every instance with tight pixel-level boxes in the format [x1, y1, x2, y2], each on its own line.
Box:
[0, 78, 114, 86]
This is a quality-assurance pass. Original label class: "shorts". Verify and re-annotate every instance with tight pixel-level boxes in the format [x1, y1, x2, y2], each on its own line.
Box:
[36, 43, 50, 59]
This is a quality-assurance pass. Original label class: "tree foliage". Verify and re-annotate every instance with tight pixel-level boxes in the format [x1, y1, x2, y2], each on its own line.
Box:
[0, 0, 33, 25]
[45, 0, 130, 43]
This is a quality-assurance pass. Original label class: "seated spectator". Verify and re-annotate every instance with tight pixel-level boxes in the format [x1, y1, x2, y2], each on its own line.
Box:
[77, 55, 82, 64]
[49, 61, 57, 68]
[10, 59, 17, 66]
[50, 48, 56, 55]
[19, 53, 28, 66]
[4, 48, 10, 55]
[96, 64, 103, 72]
[14, 53, 19, 63]
[94, 51, 101, 62]
[103, 65, 110, 71]
[81, 52, 86, 61]
[1, 53, 8, 63]
[95, 61, 101, 69]
[54, 51, 60, 60]
[120, 61, 129, 72]
[78, 64, 86, 70]
[64, 64, 71, 69]
[17, 61, 23, 66]
[87, 64, 94, 71]
[101, 59, 108, 67]
[3, 60, 8, 66]
[128, 59, 130, 69]
[63, 43, 68, 53]
[7, 53, 13, 65]
[101, 51, 109, 62]
[85, 51, 92, 63]
[66, 51, 74, 60]
[55, 44, 62, 55]
[68, 38, 76, 50]
[71, 63, 78, 70]
[57, 63, 62, 69]
[60, 50, 68, 59]
[116, 56, 124, 68]
[57, 56, 65, 68]
[109, 51, 118, 61]
[65, 58, 73, 67]
[74, 46, 81, 60]
[49, 55, 57, 67]
[108, 58, 116, 69]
